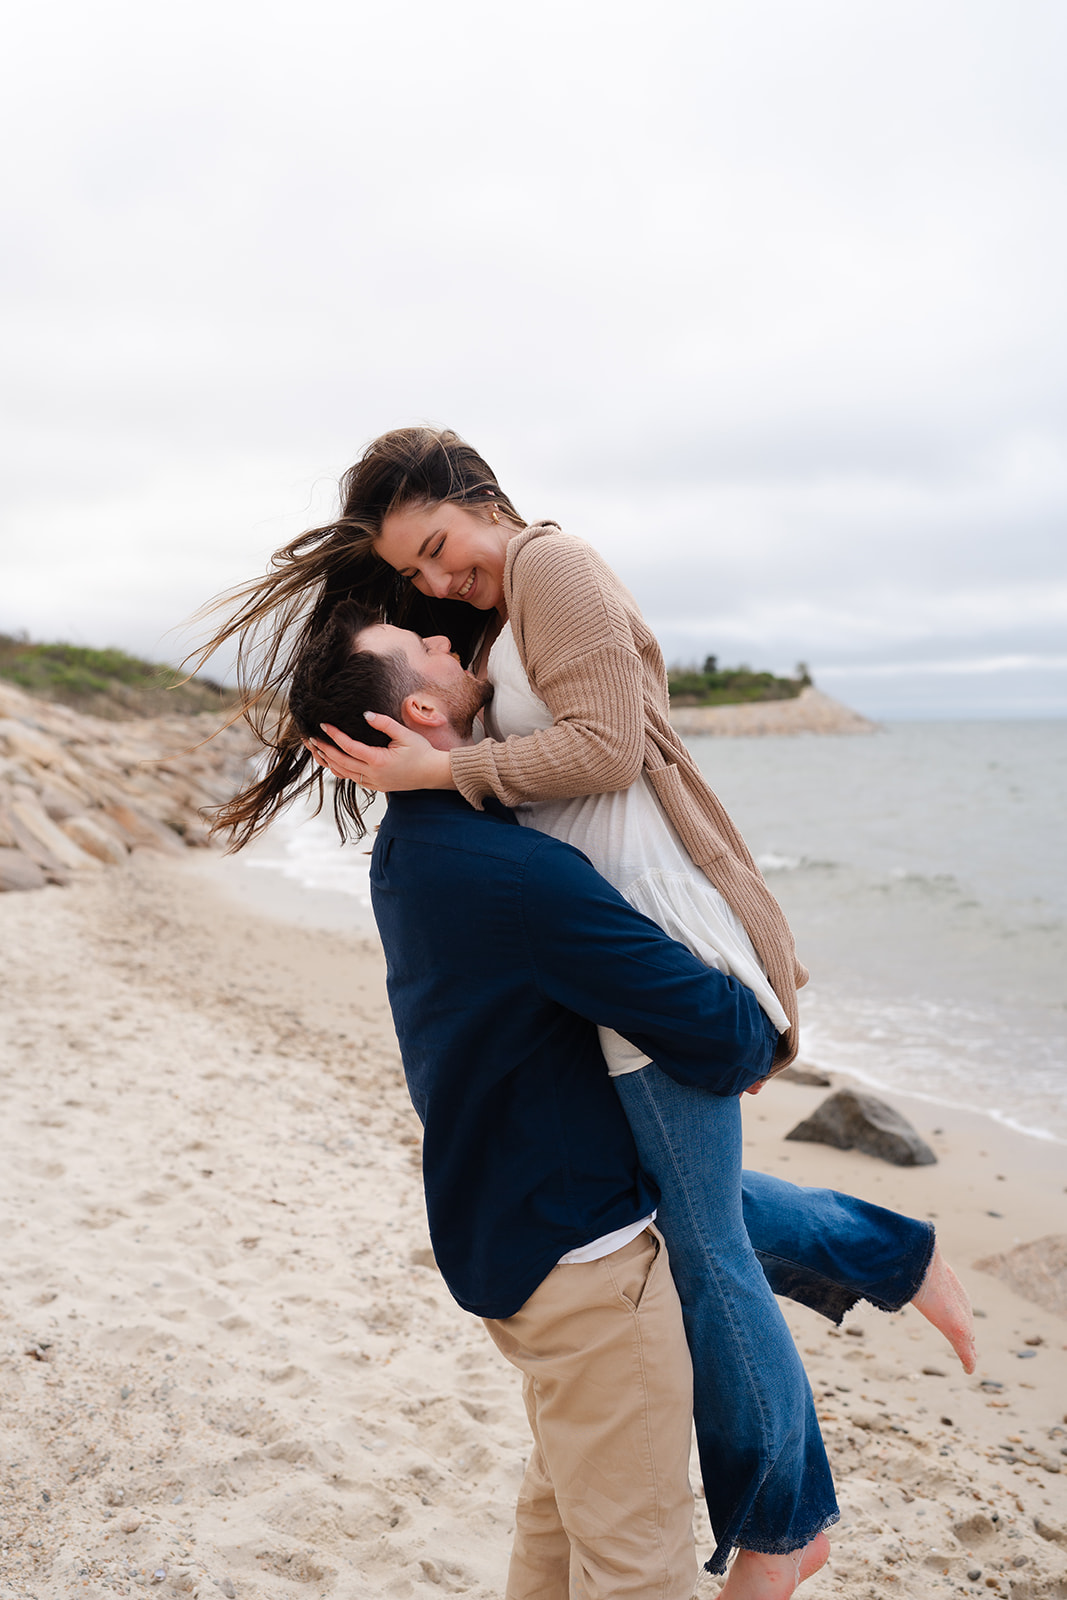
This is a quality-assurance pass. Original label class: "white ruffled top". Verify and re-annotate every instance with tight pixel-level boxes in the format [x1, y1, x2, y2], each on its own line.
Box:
[484, 623, 790, 1075]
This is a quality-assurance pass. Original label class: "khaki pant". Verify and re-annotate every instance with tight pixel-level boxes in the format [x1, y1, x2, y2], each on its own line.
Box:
[483, 1225, 697, 1600]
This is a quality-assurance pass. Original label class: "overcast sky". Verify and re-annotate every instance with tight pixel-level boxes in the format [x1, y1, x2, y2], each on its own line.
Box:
[2, 0, 1065, 717]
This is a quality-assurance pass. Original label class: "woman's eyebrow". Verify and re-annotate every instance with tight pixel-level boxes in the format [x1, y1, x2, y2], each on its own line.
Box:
[415, 529, 443, 558]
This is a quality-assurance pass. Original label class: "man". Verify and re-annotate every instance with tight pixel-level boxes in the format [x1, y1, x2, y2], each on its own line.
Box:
[293, 604, 972, 1600]
[298, 609, 784, 1598]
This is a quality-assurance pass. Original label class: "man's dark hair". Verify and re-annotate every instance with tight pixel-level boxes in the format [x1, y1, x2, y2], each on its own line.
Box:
[287, 598, 428, 840]
[288, 599, 426, 746]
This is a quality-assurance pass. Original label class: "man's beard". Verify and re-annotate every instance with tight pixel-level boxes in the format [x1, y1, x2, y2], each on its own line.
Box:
[444, 675, 493, 739]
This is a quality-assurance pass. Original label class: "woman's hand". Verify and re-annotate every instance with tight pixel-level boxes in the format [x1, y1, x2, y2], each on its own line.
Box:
[306, 713, 455, 792]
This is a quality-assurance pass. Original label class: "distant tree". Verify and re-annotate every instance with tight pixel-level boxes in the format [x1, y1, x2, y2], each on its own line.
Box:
[666, 651, 811, 706]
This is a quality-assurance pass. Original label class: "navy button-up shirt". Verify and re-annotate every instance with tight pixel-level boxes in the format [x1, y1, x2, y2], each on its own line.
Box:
[371, 790, 777, 1318]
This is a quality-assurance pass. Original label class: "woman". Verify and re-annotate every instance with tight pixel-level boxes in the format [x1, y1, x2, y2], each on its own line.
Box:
[200, 428, 974, 1598]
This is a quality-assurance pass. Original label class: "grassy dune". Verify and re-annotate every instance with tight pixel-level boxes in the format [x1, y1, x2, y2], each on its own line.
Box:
[0, 633, 237, 721]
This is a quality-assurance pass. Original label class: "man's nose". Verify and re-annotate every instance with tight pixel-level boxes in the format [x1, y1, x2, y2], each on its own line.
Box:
[424, 635, 453, 653]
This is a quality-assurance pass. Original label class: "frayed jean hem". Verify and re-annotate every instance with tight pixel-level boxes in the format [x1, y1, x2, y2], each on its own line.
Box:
[704, 1508, 842, 1576]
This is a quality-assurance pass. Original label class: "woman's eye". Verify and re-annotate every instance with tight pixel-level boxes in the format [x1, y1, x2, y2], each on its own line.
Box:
[430, 540, 445, 559]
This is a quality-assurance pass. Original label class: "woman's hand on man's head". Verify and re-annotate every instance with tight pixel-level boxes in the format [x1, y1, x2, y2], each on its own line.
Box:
[305, 716, 455, 793]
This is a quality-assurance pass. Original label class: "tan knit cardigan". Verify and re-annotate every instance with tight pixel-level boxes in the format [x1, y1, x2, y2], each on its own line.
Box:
[449, 523, 807, 1071]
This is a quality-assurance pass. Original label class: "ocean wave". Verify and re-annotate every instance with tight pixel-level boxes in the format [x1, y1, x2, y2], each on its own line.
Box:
[887, 867, 960, 890]
[756, 852, 840, 873]
[239, 789, 382, 903]
[798, 987, 1067, 1146]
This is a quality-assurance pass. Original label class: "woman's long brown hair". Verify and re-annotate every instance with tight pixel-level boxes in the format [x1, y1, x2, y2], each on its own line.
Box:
[190, 427, 523, 849]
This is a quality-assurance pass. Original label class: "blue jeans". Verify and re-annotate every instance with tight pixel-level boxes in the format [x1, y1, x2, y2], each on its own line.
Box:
[614, 1063, 934, 1574]
[743, 1168, 934, 1324]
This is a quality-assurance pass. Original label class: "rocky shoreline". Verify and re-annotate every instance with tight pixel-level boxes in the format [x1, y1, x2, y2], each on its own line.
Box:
[0, 679, 257, 893]
[670, 686, 878, 737]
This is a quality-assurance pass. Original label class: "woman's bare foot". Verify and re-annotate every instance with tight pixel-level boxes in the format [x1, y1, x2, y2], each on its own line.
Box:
[911, 1242, 977, 1373]
[717, 1531, 831, 1598]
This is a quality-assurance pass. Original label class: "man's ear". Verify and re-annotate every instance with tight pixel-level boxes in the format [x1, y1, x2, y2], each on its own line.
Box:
[400, 691, 449, 732]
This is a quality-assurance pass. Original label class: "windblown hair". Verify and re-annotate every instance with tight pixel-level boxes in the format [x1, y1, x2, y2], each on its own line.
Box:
[193, 427, 523, 849]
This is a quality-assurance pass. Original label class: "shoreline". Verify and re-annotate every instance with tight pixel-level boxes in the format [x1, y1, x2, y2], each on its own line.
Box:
[669, 687, 879, 737]
[1, 852, 1064, 1599]
[206, 847, 1067, 1154]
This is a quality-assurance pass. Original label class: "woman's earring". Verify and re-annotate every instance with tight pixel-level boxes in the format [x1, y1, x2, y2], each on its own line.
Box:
[491, 507, 500, 524]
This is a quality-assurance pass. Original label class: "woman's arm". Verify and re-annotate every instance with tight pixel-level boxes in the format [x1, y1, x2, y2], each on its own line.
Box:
[308, 529, 654, 801]
[450, 531, 650, 809]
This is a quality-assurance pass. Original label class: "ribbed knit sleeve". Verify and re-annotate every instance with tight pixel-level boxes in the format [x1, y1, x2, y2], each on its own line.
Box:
[449, 529, 648, 809]
[446, 520, 806, 1072]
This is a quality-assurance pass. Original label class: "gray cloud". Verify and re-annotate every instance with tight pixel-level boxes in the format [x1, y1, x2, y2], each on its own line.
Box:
[1, 0, 1065, 718]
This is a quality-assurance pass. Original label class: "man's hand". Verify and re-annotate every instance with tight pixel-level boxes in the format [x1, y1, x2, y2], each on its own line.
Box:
[306, 714, 454, 791]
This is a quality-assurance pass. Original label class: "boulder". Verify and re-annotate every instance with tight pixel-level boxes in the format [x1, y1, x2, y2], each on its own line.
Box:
[8, 797, 102, 872]
[973, 1235, 1067, 1319]
[785, 1088, 937, 1166]
[101, 802, 185, 856]
[61, 814, 130, 866]
[38, 780, 86, 821]
[778, 1064, 832, 1087]
[0, 717, 67, 768]
[0, 847, 47, 892]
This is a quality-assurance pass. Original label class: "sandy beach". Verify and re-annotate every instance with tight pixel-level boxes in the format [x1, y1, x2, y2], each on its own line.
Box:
[2, 849, 1066, 1600]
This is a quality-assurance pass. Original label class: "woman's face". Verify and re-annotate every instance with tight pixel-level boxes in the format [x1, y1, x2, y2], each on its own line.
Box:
[375, 501, 511, 612]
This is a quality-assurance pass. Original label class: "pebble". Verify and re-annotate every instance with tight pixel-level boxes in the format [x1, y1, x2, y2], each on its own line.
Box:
[119, 1511, 142, 1533]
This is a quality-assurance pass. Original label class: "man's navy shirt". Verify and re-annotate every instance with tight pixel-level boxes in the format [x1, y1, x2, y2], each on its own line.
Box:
[370, 790, 778, 1319]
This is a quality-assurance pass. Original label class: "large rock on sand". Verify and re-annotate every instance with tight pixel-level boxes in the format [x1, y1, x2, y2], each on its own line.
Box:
[973, 1235, 1067, 1319]
[785, 1088, 937, 1166]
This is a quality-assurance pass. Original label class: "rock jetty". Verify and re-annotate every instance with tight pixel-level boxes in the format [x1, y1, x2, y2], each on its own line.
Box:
[0, 679, 257, 893]
[670, 686, 877, 737]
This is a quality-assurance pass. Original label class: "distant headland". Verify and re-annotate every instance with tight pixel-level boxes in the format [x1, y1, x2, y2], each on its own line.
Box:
[667, 657, 876, 736]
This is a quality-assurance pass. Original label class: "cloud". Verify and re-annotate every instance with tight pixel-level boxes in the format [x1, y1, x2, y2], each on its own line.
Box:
[0, 0, 1065, 717]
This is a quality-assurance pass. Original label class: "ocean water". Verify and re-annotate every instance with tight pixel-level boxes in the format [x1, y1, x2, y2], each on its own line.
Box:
[240, 788, 385, 914]
[686, 721, 1067, 1144]
[241, 721, 1067, 1144]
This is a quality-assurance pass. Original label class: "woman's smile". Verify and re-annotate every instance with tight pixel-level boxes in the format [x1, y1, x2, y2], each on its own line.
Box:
[375, 501, 511, 613]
